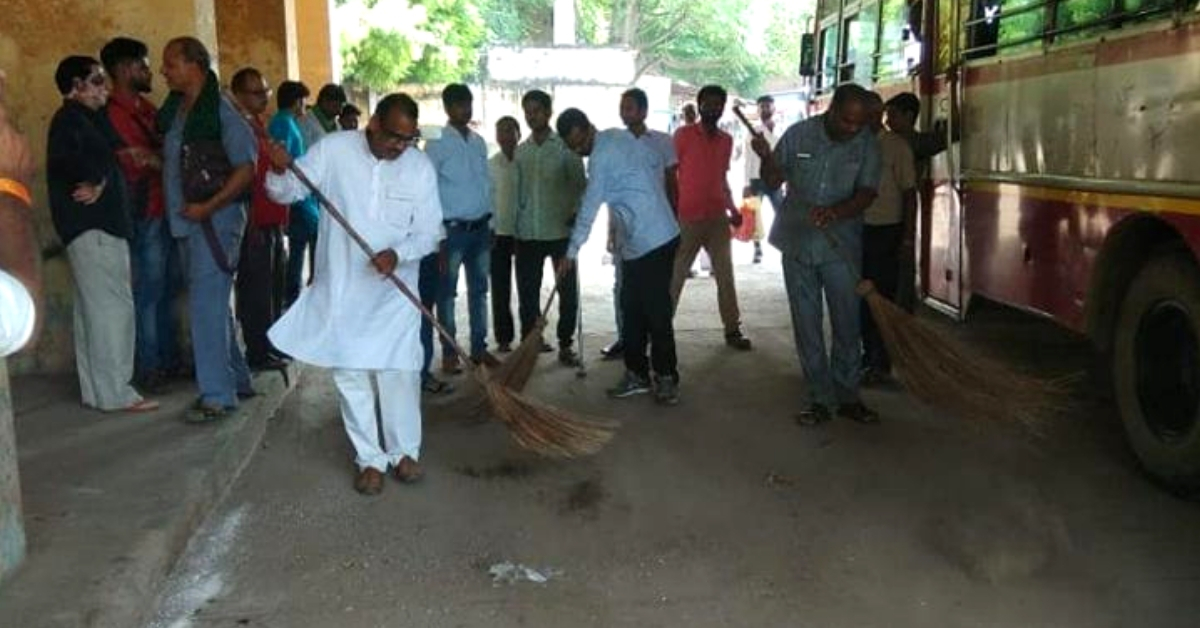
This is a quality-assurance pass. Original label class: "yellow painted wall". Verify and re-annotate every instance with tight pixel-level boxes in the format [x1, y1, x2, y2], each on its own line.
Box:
[2, 0, 218, 373]
[215, 0, 298, 90]
[295, 0, 334, 92]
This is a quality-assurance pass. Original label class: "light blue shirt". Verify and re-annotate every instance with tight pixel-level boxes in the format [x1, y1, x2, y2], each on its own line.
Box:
[423, 125, 492, 221]
[568, 129, 679, 261]
[163, 95, 257, 239]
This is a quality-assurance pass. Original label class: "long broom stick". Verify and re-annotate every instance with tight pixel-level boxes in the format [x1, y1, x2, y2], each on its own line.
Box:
[286, 163, 617, 456]
[732, 106, 1065, 433]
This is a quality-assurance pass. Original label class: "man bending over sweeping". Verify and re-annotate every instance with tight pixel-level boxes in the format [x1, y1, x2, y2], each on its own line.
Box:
[554, 108, 683, 406]
[264, 94, 445, 495]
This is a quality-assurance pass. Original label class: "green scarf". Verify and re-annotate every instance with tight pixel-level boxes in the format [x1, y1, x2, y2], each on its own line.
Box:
[310, 105, 337, 133]
[156, 69, 222, 141]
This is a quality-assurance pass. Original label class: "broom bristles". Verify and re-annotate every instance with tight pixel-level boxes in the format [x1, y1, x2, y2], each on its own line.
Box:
[482, 379, 617, 457]
[864, 288, 1069, 435]
[492, 319, 550, 392]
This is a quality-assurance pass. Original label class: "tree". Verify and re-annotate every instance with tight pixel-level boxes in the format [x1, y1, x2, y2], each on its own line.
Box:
[339, 0, 486, 92]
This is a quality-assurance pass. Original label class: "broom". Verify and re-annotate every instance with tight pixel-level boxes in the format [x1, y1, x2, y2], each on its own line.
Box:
[287, 163, 617, 457]
[732, 106, 1065, 433]
[491, 267, 569, 391]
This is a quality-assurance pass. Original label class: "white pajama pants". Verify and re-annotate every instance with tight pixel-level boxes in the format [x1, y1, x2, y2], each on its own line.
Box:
[331, 368, 422, 472]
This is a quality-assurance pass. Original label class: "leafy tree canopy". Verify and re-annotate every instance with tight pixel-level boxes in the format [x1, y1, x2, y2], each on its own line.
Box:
[341, 0, 811, 95]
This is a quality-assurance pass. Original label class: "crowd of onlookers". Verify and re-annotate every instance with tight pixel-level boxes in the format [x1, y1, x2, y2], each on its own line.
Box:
[36, 29, 935, 425]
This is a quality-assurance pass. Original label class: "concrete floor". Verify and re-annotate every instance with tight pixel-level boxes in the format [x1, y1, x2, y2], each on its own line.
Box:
[147, 237, 1200, 628]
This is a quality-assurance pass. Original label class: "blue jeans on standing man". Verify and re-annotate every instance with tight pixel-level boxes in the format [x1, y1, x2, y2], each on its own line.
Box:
[437, 222, 491, 359]
[184, 223, 253, 409]
[131, 216, 180, 379]
[780, 250, 863, 409]
[419, 252, 439, 382]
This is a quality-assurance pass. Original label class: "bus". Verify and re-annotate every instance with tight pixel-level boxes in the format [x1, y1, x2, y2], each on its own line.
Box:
[801, 0, 1200, 492]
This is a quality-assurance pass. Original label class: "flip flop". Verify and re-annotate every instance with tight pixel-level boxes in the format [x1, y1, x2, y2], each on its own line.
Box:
[113, 399, 160, 414]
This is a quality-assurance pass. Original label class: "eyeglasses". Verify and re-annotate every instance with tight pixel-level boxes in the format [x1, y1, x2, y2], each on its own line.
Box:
[380, 128, 421, 145]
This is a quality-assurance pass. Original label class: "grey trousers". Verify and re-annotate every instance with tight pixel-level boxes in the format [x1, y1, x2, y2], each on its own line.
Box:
[67, 230, 142, 411]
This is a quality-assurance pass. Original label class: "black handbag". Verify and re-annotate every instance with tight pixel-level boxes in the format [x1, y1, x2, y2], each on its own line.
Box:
[180, 138, 233, 204]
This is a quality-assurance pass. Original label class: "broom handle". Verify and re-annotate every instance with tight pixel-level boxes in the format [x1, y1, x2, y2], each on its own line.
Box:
[287, 163, 475, 365]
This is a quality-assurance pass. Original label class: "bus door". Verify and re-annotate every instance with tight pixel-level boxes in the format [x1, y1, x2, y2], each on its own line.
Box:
[920, 0, 966, 318]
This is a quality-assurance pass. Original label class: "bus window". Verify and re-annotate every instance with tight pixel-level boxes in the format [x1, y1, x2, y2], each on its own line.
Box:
[841, 8, 880, 84]
[1124, 0, 1175, 17]
[1055, 0, 1113, 41]
[879, 0, 910, 78]
[820, 23, 841, 91]
[998, 0, 1045, 51]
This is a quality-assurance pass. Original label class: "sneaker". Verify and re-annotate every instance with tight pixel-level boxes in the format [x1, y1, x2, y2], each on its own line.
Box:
[600, 340, 625, 360]
[725, 330, 753, 351]
[558, 345, 580, 367]
[838, 402, 880, 424]
[606, 371, 651, 398]
[653, 374, 680, 406]
[795, 404, 832, 427]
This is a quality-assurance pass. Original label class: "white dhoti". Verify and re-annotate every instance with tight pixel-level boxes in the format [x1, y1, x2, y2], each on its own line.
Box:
[332, 368, 422, 472]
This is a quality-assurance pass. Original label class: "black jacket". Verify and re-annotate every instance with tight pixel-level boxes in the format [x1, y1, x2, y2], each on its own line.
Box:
[46, 100, 131, 246]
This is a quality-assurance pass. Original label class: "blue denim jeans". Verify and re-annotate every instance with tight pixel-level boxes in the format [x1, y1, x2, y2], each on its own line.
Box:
[419, 253, 439, 380]
[183, 230, 252, 408]
[437, 226, 490, 358]
[780, 252, 862, 408]
[131, 216, 179, 376]
[286, 219, 317, 305]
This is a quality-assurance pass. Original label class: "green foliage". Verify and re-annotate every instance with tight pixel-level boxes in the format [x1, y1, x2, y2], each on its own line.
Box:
[341, 0, 812, 94]
[340, 0, 485, 91]
[343, 28, 415, 91]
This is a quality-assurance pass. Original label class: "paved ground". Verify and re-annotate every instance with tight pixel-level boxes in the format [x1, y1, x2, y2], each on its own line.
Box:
[146, 236, 1200, 628]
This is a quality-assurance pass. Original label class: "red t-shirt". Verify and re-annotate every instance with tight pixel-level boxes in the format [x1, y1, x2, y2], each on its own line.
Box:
[246, 116, 289, 228]
[107, 92, 165, 219]
[673, 123, 735, 223]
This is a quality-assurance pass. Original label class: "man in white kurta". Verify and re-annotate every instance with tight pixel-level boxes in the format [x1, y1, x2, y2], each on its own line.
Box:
[264, 94, 444, 495]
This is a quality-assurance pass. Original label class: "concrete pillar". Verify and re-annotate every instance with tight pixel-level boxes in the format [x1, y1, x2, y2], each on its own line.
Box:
[0, 359, 22, 584]
[1, 0, 221, 582]
[215, 0, 299, 89]
[294, 0, 335, 91]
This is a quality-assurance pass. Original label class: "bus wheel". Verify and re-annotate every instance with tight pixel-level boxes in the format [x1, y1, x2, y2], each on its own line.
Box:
[1113, 250, 1200, 494]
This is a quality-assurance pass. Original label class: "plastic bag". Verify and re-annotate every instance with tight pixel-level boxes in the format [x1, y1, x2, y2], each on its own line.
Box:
[732, 196, 759, 242]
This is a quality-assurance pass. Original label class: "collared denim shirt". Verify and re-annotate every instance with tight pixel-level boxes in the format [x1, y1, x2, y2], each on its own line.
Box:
[768, 115, 882, 265]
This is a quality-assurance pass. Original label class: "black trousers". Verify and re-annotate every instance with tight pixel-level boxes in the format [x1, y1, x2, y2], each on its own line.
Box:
[516, 238, 578, 346]
[623, 237, 679, 380]
[861, 223, 903, 372]
[491, 235, 516, 346]
[236, 224, 286, 365]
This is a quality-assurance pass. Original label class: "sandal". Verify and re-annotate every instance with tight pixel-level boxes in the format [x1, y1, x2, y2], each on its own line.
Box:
[422, 378, 454, 395]
[112, 398, 160, 414]
[185, 404, 230, 424]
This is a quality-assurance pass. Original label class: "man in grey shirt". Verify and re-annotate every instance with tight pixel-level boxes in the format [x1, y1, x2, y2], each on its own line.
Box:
[751, 83, 882, 425]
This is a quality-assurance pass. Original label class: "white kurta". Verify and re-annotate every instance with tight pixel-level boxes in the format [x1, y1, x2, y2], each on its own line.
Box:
[265, 131, 445, 371]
